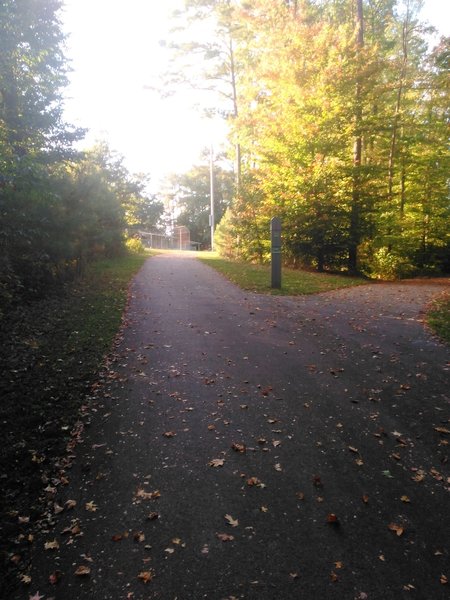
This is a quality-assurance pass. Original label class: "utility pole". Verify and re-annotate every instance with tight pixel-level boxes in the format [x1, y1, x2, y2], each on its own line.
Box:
[209, 144, 215, 251]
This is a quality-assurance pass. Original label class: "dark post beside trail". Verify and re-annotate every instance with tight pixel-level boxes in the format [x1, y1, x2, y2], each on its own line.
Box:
[271, 217, 282, 289]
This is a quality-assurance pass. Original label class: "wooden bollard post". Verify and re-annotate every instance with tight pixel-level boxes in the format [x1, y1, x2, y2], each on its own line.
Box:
[271, 217, 282, 289]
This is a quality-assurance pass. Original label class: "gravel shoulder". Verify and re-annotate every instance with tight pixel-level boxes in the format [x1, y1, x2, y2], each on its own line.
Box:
[11, 254, 449, 600]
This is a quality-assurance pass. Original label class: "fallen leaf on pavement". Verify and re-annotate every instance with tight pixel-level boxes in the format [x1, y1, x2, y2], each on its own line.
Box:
[74, 565, 91, 576]
[138, 570, 155, 583]
[388, 523, 404, 536]
[163, 431, 176, 438]
[224, 514, 239, 527]
[440, 574, 448, 584]
[326, 513, 339, 524]
[49, 571, 61, 585]
[209, 458, 225, 468]
[136, 489, 160, 500]
[85, 501, 98, 512]
[434, 427, 450, 435]
[246, 476, 263, 487]
[216, 533, 234, 542]
[400, 495, 410, 503]
[44, 539, 59, 550]
[231, 443, 246, 453]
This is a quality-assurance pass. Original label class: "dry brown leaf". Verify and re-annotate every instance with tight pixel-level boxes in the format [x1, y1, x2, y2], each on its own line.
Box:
[224, 514, 239, 527]
[134, 531, 145, 543]
[246, 476, 262, 487]
[44, 539, 59, 551]
[216, 532, 234, 542]
[74, 565, 91, 576]
[326, 513, 339, 524]
[231, 443, 246, 453]
[138, 570, 154, 583]
[400, 495, 410, 503]
[209, 458, 225, 468]
[136, 489, 160, 500]
[440, 574, 448, 585]
[163, 431, 176, 438]
[49, 571, 61, 585]
[85, 501, 98, 512]
[434, 427, 450, 435]
[388, 523, 404, 536]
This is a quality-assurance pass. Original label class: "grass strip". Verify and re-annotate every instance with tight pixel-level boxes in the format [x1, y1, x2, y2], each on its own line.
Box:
[427, 293, 450, 344]
[0, 251, 148, 587]
[197, 252, 366, 295]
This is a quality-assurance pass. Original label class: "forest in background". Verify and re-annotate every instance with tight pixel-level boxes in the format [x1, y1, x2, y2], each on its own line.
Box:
[0, 0, 163, 317]
[1, 0, 449, 314]
[164, 0, 448, 278]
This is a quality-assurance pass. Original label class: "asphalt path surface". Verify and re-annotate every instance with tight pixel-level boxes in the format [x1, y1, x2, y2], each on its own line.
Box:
[15, 253, 449, 600]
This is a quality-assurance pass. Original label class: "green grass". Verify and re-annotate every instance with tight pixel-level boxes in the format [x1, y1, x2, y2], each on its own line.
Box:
[62, 252, 149, 359]
[427, 294, 450, 344]
[197, 252, 366, 295]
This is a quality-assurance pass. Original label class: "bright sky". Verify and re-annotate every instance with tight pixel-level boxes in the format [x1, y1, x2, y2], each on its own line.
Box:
[61, 0, 449, 188]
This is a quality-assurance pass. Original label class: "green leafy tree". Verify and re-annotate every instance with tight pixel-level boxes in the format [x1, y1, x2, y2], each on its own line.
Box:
[166, 160, 234, 246]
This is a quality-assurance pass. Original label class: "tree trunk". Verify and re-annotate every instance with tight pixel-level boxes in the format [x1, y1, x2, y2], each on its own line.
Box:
[348, 0, 364, 274]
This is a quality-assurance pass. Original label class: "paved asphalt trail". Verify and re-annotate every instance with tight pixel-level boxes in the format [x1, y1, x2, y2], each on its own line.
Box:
[15, 253, 449, 600]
